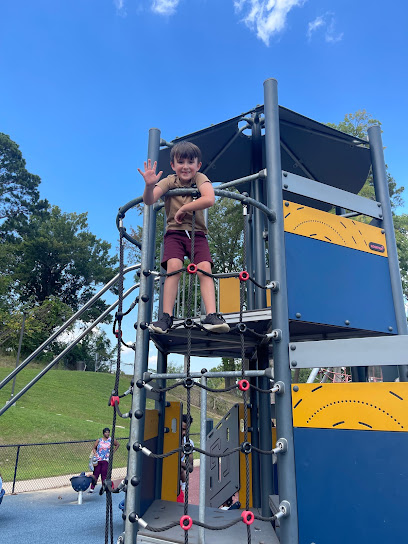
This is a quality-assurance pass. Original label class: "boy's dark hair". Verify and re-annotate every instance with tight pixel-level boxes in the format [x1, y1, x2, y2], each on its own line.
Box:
[170, 141, 201, 164]
[182, 414, 193, 425]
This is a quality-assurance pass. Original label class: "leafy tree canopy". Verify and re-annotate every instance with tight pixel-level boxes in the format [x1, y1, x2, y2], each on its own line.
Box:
[11, 205, 118, 314]
[327, 110, 404, 210]
[0, 132, 48, 236]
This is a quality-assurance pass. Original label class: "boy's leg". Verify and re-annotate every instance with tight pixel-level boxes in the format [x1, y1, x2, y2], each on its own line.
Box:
[198, 261, 230, 333]
[197, 261, 216, 314]
[150, 258, 183, 334]
[162, 258, 183, 315]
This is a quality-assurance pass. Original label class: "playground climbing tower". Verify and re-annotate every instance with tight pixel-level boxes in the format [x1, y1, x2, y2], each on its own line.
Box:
[115, 78, 408, 544]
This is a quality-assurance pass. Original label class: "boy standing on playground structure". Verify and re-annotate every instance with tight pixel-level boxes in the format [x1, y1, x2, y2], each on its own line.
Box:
[139, 141, 230, 334]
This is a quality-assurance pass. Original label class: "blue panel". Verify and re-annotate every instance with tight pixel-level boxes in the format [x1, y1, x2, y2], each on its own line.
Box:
[285, 233, 397, 333]
[140, 436, 157, 516]
[294, 428, 408, 544]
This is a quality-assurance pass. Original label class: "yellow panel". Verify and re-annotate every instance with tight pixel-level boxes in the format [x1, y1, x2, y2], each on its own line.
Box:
[238, 403, 253, 507]
[161, 402, 182, 502]
[283, 201, 388, 257]
[219, 277, 241, 314]
[144, 409, 159, 441]
[292, 383, 408, 432]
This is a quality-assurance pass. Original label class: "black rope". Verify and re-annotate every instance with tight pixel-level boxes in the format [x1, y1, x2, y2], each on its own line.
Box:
[249, 383, 274, 394]
[194, 445, 241, 457]
[240, 202, 251, 544]
[195, 382, 239, 393]
[254, 513, 278, 522]
[104, 225, 126, 544]
[144, 516, 243, 533]
[251, 445, 276, 455]
[150, 380, 185, 393]
[142, 446, 183, 459]
[192, 517, 242, 530]
[151, 267, 186, 278]
[145, 521, 180, 532]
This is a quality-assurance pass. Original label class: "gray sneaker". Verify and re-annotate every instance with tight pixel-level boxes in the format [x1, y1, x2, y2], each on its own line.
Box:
[202, 313, 230, 333]
[149, 313, 173, 334]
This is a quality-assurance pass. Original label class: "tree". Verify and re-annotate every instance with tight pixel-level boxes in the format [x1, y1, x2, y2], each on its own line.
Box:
[62, 329, 115, 371]
[208, 196, 244, 273]
[0, 132, 48, 235]
[11, 206, 118, 317]
[327, 110, 404, 210]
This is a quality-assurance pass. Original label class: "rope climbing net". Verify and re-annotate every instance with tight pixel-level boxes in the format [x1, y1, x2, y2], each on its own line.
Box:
[104, 194, 283, 544]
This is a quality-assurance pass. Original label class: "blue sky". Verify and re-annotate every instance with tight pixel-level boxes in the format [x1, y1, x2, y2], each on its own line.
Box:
[1, 0, 408, 372]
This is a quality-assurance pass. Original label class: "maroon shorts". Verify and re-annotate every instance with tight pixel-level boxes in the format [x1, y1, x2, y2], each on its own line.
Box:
[161, 230, 213, 270]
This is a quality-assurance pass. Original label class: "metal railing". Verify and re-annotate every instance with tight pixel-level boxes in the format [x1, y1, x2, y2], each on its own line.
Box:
[0, 264, 141, 416]
[0, 438, 128, 494]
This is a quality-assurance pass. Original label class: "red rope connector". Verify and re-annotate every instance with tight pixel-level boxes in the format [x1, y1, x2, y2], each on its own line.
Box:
[110, 396, 120, 407]
[241, 510, 255, 525]
[239, 271, 250, 281]
[187, 263, 198, 274]
[238, 379, 250, 391]
[115, 330, 122, 338]
[180, 515, 193, 531]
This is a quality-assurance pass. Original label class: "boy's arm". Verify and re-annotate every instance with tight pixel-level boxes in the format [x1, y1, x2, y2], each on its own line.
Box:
[138, 159, 165, 204]
[174, 181, 215, 224]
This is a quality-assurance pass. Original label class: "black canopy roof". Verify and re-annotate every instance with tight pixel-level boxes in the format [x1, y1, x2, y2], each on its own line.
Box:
[157, 105, 371, 206]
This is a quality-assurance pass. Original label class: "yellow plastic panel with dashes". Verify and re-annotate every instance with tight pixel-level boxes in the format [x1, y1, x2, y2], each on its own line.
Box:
[161, 402, 182, 501]
[144, 409, 159, 441]
[238, 403, 253, 507]
[292, 383, 408, 432]
[283, 201, 388, 257]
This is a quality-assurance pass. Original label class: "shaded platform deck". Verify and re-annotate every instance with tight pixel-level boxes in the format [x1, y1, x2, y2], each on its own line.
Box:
[150, 309, 386, 359]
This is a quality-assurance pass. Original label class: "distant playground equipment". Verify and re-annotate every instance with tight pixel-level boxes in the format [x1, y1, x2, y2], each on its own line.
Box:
[70, 473, 93, 505]
[2, 78, 408, 544]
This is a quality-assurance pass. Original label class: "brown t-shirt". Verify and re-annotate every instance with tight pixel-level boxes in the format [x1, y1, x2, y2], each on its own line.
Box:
[156, 172, 210, 234]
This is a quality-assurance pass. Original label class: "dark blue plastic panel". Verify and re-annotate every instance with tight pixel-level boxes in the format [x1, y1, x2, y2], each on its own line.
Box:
[140, 436, 157, 516]
[294, 427, 408, 544]
[285, 233, 397, 333]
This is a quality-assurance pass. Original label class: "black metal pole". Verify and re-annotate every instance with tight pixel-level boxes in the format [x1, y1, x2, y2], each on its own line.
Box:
[12, 446, 20, 494]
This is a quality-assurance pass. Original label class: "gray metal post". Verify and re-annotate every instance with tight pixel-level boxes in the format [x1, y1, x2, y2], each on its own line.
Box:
[257, 345, 273, 516]
[10, 311, 27, 403]
[368, 125, 408, 382]
[154, 350, 167, 500]
[252, 114, 267, 310]
[244, 207, 254, 310]
[249, 357, 261, 508]
[264, 78, 298, 543]
[199, 373, 208, 544]
[124, 128, 161, 543]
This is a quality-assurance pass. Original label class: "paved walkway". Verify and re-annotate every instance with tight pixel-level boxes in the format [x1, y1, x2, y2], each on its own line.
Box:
[0, 462, 201, 544]
[2, 467, 127, 494]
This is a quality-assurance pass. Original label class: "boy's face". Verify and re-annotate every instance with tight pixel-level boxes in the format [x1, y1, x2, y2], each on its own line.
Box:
[171, 156, 202, 183]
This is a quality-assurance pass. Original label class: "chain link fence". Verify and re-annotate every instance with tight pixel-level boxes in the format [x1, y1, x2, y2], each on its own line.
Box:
[0, 438, 128, 494]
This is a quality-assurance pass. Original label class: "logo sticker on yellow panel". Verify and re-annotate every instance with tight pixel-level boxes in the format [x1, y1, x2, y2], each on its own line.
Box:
[283, 201, 387, 257]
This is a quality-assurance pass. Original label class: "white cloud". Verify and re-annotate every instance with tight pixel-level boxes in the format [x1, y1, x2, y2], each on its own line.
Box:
[152, 0, 180, 16]
[114, 0, 127, 16]
[307, 15, 324, 38]
[234, 0, 306, 46]
[307, 12, 343, 43]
